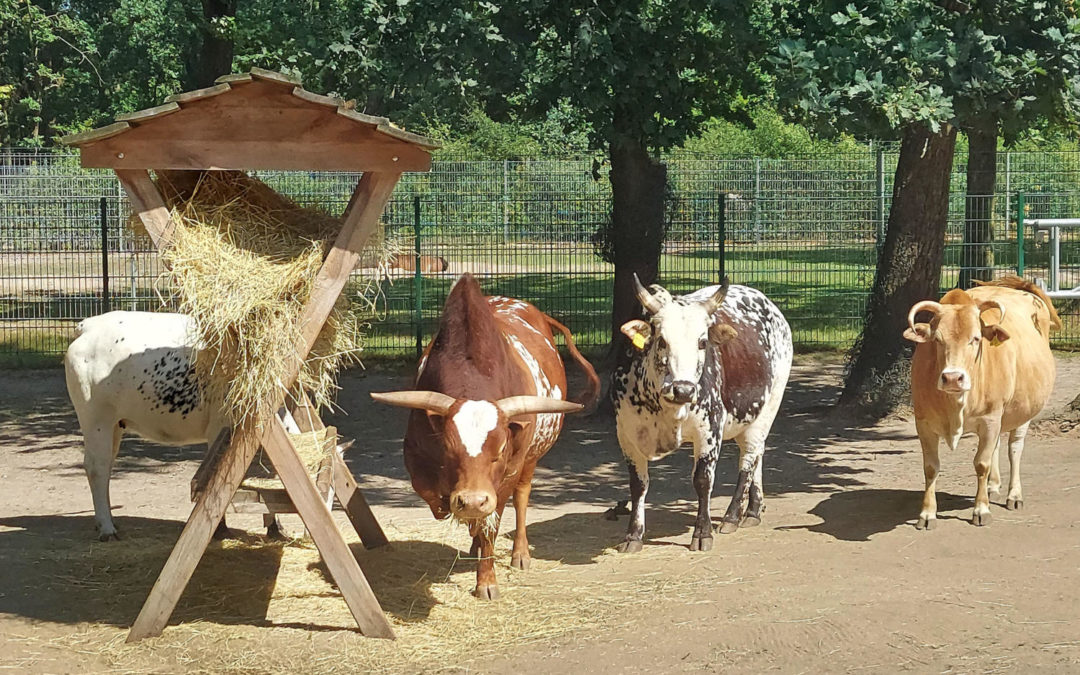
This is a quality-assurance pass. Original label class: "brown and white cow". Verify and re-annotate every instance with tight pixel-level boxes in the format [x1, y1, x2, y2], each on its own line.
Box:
[905, 276, 1060, 529]
[372, 273, 599, 599]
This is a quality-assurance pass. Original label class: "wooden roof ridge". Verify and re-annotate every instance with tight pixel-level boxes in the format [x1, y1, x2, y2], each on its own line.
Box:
[60, 68, 439, 151]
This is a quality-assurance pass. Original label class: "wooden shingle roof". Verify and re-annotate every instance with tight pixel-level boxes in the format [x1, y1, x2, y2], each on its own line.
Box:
[61, 68, 438, 172]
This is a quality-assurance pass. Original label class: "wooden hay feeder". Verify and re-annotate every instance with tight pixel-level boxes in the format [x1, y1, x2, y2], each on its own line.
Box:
[61, 68, 439, 642]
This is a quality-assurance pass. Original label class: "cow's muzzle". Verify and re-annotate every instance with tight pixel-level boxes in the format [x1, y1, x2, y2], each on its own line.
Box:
[664, 380, 698, 405]
[450, 489, 496, 519]
[938, 368, 970, 393]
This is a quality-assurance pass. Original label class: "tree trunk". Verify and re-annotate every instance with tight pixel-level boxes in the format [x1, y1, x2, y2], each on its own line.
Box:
[189, 0, 237, 89]
[959, 124, 998, 289]
[839, 123, 958, 415]
[609, 137, 666, 364]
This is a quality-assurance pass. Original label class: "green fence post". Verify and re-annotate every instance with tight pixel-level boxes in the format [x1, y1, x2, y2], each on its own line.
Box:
[100, 196, 110, 313]
[1016, 192, 1025, 276]
[413, 196, 423, 361]
[718, 192, 726, 282]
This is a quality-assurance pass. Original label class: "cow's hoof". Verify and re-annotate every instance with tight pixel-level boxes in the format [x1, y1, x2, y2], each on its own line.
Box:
[616, 539, 643, 553]
[915, 516, 937, 530]
[474, 584, 500, 601]
[972, 511, 992, 527]
[510, 552, 531, 570]
[988, 483, 1002, 497]
[689, 535, 713, 552]
[1006, 498, 1023, 511]
[97, 530, 120, 542]
[719, 520, 740, 535]
[740, 515, 762, 528]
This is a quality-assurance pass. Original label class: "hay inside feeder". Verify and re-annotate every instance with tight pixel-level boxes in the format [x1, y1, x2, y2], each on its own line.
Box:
[155, 170, 392, 431]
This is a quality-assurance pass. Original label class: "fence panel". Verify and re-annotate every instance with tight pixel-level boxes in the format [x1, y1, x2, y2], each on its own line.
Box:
[3, 148, 1080, 367]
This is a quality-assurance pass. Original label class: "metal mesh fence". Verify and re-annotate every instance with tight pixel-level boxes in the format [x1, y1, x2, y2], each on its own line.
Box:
[3, 148, 1080, 366]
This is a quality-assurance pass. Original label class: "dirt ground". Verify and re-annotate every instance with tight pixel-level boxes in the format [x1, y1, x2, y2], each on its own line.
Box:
[1, 353, 1079, 674]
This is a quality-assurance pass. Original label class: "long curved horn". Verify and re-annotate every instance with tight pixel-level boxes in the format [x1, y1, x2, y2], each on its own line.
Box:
[978, 299, 1006, 324]
[907, 300, 942, 330]
[370, 391, 456, 416]
[496, 396, 584, 419]
[633, 273, 664, 314]
[703, 276, 731, 315]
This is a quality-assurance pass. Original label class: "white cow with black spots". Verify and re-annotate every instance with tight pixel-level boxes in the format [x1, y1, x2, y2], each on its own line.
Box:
[65, 311, 229, 541]
[612, 275, 792, 552]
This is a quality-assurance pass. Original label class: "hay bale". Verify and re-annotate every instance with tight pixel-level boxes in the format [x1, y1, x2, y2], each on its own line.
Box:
[154, 170, 391, 431]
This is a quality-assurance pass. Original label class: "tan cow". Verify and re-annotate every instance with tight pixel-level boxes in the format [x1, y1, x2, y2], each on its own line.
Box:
[904, 276, 1060, 529]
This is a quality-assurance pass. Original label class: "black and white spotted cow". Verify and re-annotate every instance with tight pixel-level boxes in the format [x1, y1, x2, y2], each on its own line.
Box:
[64, 311, 230, 541]
[612, 275, 792, 552]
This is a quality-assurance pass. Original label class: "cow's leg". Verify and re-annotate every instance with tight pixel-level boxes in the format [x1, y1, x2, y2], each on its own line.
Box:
[972, 419, 1002, 526]
[471, 503, 506, 601]
[511, 464, 537, 570]
[987, 434, 1003, 497]
[1005, 422, 1029, 510]
[690, 454, 717, 551]
[84, 422, 123, 541]
[916, 423, 941, 530]
[720, 433, 763, 535]
[617, 459, 649, 553]
[743, 455, 766, 528]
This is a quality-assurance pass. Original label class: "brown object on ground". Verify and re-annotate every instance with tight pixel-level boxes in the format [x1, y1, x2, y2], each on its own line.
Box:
[387, 252, 449, 274]
[59, 68, 438, 642]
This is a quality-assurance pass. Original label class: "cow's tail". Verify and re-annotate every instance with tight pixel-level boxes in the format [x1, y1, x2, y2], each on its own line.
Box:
[546, 316, 601, 412]
[973, 275, 1063, 330]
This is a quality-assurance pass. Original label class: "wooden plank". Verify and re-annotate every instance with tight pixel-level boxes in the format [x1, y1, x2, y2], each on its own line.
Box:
[127, 430, 263, 642]
[375, 124, 441, 150]
[83, 138, 431, 173]
[60, 122, 130, 147]
[215, 73, 253, 85]
[263, 417, 394, 638]
[165, 83, 232, 104]
[116, 102, 181, 124]
[287, 390, 325, 432]
[250, 67, 301, 87]
[190, 427, 232, 501]
[114, 169, 175, 248]
[292, 87, 346, 110]
[331, 450, 389, 549]
[337, 108, 390, 127]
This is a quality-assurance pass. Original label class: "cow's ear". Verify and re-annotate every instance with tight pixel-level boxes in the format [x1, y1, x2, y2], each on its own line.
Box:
[903, 323, 932, 343]
[620, 319, 652, 351]
[508, 419, 532, 436]
[426, 411, 446, 431]
[709, 323, 738, 345]
[982, 324, 1011, 346]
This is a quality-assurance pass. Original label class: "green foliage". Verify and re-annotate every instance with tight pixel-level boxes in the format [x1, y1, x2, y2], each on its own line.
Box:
[0, 0, 99, 145]
[680, 107, 865, 157]
[488, 0, 773, 151]
[771, 0, 1080, 138]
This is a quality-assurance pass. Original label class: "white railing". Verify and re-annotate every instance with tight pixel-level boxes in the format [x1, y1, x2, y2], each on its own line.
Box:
[1028, 218, 1080, 299]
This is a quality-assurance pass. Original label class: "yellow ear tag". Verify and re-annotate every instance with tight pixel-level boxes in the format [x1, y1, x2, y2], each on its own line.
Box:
[990, 336, 1002, 347]
[631, 333, 647, 350]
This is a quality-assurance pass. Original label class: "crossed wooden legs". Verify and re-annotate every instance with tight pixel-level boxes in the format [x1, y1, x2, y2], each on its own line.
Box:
[120, 168, 402, 642]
